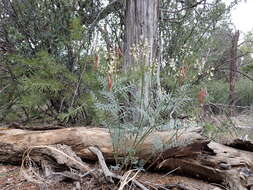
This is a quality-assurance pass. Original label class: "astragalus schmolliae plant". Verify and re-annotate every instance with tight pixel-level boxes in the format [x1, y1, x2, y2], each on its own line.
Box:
[93, 76, 191, 166]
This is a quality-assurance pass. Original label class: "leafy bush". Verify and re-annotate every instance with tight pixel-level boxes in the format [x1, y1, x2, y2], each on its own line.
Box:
[0, 1, 103, 124]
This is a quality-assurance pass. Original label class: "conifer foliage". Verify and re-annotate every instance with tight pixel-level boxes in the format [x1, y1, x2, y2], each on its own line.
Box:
[0, 1, 101, 124]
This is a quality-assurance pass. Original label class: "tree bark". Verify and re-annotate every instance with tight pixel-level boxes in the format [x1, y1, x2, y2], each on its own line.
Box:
[0, 127, 206, 163]
[124, 0, 159, 69]
[229, 30, 240, 115]
[124, 0, 159, 107]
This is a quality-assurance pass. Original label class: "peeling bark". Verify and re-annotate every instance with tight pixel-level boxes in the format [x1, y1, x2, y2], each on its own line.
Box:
[158, 141, 253, 190]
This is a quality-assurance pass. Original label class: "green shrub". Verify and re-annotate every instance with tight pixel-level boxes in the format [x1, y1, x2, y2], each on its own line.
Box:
[194, 79, 253, 111]
[236, 78, 253, 107]
[205, 80, 229, 104]
[94, 76, 191, 166]
[0, 50, 102, 124]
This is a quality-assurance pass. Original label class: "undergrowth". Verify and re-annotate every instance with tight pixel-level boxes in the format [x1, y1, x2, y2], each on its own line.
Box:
[93, 76, 191, 167]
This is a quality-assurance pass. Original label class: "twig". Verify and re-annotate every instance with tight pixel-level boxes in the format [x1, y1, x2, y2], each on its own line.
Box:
[161, 167, 180, 178]
[219, 68, 253, 81]
[208, 102, 252, 109]
[70, 65, 86, 108]
[209, 183, 228, 190]
[88, 146, 148, 190]
[161, 0, 206, 14]
[0, 84, 10, 94]
[118, 170, 140, 190]
[89, 0, 122, 29]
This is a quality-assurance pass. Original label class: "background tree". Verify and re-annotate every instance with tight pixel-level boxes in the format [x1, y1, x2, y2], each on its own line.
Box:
[0, 0, 249, 125]
[229, 30, 240, 115]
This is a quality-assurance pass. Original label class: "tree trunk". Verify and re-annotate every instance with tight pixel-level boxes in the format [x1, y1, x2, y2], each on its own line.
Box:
[124, 0, 159, 107]
[229, 30, 240, 115]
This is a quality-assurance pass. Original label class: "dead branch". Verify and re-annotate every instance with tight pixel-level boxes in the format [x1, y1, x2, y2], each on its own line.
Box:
[88, 146, 148, 190]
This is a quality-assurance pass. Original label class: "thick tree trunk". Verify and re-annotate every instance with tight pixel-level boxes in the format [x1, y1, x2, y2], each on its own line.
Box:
[124, 0, 159, 69]
[124, 0, 159, 107]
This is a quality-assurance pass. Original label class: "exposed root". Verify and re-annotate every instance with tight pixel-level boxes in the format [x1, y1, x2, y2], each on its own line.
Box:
[20, 145, 98, 185]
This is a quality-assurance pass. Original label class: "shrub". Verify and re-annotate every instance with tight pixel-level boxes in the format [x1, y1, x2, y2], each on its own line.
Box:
[194, 78, 253, 113]
[0, 1, 103, 124]
[94, 76, 191, 166]
[0, 51, 101, 124]
[205, 80, 229, 104]
[235, 78, 253, 107]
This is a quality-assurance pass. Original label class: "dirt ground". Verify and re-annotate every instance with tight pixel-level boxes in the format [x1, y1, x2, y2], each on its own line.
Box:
[231, 112, 253, 129]
[0, 164, 76, 190]
[0, 163, 224, 190]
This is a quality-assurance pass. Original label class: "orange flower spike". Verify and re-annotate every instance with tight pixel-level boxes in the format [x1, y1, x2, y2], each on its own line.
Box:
[116, 47, 123, 58]
[197, 88, 207, 106]
[108, 74, 113, 91]
[93, 55, 100, 72]
[179, 66, 188, 86]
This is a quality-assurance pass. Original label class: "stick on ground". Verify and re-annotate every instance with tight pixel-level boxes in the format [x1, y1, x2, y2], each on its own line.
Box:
[88, 146, 148, 190]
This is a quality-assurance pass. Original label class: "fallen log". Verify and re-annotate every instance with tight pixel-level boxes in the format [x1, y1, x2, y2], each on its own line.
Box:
[157, 141, 253, 190]
[0, 127, 207, 163]
[1, 126, 253, 190]
[225, 138, 253, 152]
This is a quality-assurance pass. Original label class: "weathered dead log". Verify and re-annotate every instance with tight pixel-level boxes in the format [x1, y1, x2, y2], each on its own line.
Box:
[0, 127, 207, 163]
[1, 126, 253, 190]
[157, 141, 253, 190]
[225, 138, 253, 152]
[20, 144, 100, 184]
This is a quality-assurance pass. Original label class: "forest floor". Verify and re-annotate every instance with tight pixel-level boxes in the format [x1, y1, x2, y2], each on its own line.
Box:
[0, 164, 81, 190]
[0, 112, 252, 190]
[0, 163, 222, 190]
[231, 112, 253, 129]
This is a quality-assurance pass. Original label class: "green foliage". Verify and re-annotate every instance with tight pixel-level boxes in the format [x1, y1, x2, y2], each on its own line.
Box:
[69, 17, 85, 41]
[195, 79, 253, 109]
[13, 51, 67, 106]
[205, 80, 229, 104]
[0, 0, 103, 124]
[1, 49, 102, 124]
[236, 78, 253, 107]
[242, 63, 253, 73]
[94, 76, 191, 166]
